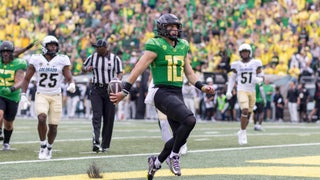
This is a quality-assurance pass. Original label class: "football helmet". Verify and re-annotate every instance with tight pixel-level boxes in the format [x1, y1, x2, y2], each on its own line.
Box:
[42, 35, 59, 56]
[0, 41, 14, 61]
[238, 43, 252, 60]
[156, 13, 182, 41]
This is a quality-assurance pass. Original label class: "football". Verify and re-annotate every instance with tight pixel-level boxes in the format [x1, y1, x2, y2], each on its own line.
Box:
[108, 79, 123, 95]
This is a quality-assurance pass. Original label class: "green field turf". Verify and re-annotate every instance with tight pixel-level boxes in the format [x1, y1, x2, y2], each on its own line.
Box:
[1, 118, 320, 180]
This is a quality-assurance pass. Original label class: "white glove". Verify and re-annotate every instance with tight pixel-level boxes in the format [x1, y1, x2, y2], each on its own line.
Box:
[67, 82, 76, 93]
[20, 93, 30, 110]
[255, 77, 263, 84]
[226, 92, 232, 100]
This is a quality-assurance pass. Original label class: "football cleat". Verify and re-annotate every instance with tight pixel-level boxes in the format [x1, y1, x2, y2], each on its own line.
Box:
[2, 143, 10, 151]
[237, 130, 248, 145]
[254, 125, 263, 131]
[92, 144, 101, 153]
[147, 155, 161, 180]
[168, 155, 181, 176]
[101, 148, 109, 153]
[39, 146, 47, 160]
[45, 148, 52, 160]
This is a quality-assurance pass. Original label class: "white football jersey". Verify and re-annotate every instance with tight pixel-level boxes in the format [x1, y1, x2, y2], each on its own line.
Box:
[230, 59, 262, 92]
[29, 54, 71, 94]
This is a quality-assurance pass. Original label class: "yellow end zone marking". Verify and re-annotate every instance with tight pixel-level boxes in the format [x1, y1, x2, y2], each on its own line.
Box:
[248, 155, 320, 165]
[21, 156, 320, 179]
[23, 166, 320, 179]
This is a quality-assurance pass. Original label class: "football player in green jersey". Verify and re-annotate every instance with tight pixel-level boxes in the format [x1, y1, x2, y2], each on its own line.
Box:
[0, 40, 37, 142]
[110, 13, 214, 179]
[253, 83, 266, 131]
[0, 40, 37, 141]
[0, 41, 28, 150]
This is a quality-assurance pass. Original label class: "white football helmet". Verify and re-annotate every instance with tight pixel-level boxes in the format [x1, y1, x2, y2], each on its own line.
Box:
[42, 35, 59, 56]
[238, 43, 252, 57]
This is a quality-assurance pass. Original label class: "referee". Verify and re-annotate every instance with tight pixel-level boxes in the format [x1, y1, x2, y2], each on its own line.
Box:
[82, 39, 123, 152]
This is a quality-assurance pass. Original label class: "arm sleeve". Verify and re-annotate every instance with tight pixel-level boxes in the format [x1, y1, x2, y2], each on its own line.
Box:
[227, 72, 236, 94]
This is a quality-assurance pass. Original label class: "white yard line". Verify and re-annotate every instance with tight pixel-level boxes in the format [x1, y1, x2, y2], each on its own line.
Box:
[11, 131, 320, 144]
[1, 142, 320, 165]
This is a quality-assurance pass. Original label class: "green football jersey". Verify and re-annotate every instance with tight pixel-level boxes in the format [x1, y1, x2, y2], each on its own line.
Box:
[145, 37, 189, 87]
[0, 58, 27, 102]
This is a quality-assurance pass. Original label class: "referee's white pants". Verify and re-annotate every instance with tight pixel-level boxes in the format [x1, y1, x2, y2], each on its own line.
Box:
[288, 102, 299, 122]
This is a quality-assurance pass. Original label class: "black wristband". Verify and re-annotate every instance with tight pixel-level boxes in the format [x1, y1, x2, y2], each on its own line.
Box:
[121, 81, 132, 96]
[123, 82, 132, 92]
[195, 81, 204, 90]
[10, 86, 16, 92]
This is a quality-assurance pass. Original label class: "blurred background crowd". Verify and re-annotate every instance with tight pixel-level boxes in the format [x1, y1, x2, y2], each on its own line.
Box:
[1, 0, 319, 122]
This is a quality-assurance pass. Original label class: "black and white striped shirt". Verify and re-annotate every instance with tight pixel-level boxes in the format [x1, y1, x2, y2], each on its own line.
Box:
[83, 52, 123, 84]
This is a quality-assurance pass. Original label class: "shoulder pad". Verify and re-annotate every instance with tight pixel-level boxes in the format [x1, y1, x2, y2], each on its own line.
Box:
[230, 61, 240, 70]
[252, 59, 262, 67]
[179, 39, 189, 46]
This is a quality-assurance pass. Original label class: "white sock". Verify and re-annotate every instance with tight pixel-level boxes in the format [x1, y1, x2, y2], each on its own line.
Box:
[240, 129, 246, 133]
[47, 143, 52, 150]
[155, 158, 161, 168]
[169, 151, 179, 158]
[40, 141, 47, 147]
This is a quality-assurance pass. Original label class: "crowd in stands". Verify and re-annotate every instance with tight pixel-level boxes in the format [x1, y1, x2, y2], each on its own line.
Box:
[1, 0, 320, 121]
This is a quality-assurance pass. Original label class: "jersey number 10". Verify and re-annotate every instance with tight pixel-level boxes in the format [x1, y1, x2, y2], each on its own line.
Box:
[165, 55, 184, 82]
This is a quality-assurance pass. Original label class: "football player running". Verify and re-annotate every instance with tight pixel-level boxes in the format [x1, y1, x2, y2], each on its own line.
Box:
[110, 13, 214, 179]
[226, 43, 263, 145]
[0, 40, 38, 141]
[20, 35, 75, 160]
[0, 41, 28, 150]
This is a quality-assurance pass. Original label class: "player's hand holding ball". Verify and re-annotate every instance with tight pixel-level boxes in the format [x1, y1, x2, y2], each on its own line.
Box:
[107, 79, 123, 95]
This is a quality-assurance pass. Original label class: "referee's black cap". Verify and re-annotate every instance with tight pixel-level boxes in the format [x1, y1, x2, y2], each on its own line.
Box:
[92, 39, 107, 48]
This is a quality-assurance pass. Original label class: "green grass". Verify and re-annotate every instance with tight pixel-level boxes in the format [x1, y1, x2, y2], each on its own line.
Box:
[1, 119, 320, 179]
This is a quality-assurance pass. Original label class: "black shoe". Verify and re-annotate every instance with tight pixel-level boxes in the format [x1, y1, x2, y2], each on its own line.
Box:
[92, 144, 100, 153]
[101, 148, 109, 152]
[147, 155, 161, 180]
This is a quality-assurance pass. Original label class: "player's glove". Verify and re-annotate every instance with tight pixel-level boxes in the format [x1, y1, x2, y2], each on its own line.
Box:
[20, 93, 30, 110]
[67, 82, 76, 93]
[0, 87, 11, 95]
[226, 92, 232, 100]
